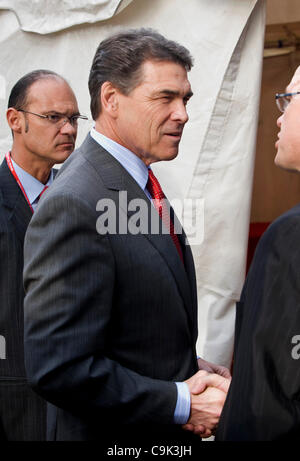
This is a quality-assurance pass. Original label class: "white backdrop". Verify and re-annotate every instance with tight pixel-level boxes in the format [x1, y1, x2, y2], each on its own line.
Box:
[0, 0, 266, 367]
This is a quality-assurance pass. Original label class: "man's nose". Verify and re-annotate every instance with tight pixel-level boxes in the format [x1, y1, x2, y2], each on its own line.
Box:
[171, 101, 189, 124]
[60, 119, 77, 136]
[277, 113, 283, 128]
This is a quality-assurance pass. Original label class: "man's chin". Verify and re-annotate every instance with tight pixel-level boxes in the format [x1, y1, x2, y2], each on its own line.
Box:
[162, 148, 179, 161]
[54, 147, 74, 163]
[274, 153, 300, 173]
[144, 147, 179, 164]
[274, 151, 285, 169]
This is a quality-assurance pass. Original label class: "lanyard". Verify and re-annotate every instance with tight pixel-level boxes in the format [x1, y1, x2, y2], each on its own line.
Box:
[5, 152, 34, 213]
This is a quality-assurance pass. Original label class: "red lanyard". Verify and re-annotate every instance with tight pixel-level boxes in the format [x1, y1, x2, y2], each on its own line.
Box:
[5, 152, 34, 213]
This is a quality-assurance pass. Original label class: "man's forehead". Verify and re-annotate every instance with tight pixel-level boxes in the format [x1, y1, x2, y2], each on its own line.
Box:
[141, 60, 190, 84]
[27, 78, 71, 102]
[26, 78, 77, 111]
[286, 65, 300, 92]
[147, 76, 191, 99]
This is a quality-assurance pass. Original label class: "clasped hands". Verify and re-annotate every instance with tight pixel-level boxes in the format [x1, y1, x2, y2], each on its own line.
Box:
[183, 358, 231, 438]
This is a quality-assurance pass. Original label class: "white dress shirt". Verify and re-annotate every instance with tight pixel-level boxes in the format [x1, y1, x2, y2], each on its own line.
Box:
[11, 157, 54, 212]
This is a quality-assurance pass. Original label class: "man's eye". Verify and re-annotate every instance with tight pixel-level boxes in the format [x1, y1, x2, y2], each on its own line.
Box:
[47, 114, 61, 123]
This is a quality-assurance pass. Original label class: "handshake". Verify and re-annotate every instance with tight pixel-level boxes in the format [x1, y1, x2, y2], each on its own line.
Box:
[183, 358, 232, 438]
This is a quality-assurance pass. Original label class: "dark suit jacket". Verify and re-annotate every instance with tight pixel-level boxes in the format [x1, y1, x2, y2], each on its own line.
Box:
[23, 134, 199, 443]
[0, 159, 46, 440]
[216, 204, 300, 440]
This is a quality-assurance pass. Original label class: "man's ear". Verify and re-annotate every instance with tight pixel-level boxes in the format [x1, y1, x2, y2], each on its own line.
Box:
[100, 81, 120, 117]
[6, 108, 23, 134]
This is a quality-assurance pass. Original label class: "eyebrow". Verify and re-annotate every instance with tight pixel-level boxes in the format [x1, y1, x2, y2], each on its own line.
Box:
[155, 89, 194, 99]
[45, 110, 81, 116]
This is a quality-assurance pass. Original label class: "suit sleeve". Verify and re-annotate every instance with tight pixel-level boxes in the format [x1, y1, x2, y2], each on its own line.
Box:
[0, 209, 25, 373]
[23, 192, 177, 424]
[0, 222, 11, 358]
[217, 214, 300, 440]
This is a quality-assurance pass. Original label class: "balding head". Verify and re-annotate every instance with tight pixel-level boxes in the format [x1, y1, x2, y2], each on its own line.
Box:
[8, 70, 68, 111]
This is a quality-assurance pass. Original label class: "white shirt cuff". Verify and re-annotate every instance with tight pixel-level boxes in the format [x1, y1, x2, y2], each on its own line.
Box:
[174, 382, 191, 424]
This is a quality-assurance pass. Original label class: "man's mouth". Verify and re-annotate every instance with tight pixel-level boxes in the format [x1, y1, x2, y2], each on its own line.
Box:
[57, 141, 74, 148]
[165, 132, 182, 139]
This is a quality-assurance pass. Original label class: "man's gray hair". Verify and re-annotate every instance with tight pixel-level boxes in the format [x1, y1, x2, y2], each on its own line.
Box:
[88, 28, 193, 120]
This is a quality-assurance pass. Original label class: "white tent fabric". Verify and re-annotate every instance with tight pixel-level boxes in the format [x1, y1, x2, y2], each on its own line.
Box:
[0, 0, 265, 368]
[0, 0, 133, 34]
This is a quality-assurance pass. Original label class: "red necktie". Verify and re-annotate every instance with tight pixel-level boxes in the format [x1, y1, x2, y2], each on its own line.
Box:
[147, 169, 184, 264]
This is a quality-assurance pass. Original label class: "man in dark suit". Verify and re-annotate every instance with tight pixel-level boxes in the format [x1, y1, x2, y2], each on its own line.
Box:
[216, 66, 300, 440]
[0, 69, 83, 440]
[23, 29, 230, 444]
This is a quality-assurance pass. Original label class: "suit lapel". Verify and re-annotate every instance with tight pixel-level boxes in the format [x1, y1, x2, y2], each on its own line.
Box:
[143, 225, 195, 329]
[80, 135, 196, 328]
[178, 229, 198, 341]
[0, 160, 32, 242]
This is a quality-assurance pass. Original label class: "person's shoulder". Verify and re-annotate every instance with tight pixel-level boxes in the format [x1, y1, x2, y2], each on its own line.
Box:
[54, 135, 102, 184]
[275, 202, 300, 222]
[36, 140, 108, 216]
[49, 135, 116, 202]
[257, 202, 300, 255]
[266, 203, 300, 235]
[245, 203, 300, 299]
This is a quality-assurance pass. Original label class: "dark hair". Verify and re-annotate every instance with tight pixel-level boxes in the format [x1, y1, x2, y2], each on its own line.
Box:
[8, 69, 65, 109]
[88, 28, 193, 120]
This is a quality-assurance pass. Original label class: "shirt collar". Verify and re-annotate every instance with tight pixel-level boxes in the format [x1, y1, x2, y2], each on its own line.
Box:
[11, 157, 54, 205]
[90, 127, 150, 193]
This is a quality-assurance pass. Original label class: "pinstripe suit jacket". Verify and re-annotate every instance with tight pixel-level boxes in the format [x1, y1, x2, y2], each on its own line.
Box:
[0, 159, 46, 440]
[23, 134, 199, 442]
[216, 204, 300, 440]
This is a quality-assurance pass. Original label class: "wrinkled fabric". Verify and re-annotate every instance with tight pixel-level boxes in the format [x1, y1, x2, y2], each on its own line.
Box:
[0, 0, 265, 367]
[0, 0, 132, 34]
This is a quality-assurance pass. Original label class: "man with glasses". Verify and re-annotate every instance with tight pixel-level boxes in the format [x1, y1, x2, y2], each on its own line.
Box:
[216, 66, 300, 440]
[0, 69, 86, 440]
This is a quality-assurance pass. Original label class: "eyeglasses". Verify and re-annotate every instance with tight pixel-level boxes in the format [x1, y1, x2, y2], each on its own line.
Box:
[17, 109, 88, 127]
[275, 92, 300, 113]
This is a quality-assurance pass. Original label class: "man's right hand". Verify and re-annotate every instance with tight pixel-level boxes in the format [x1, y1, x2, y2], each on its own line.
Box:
[183, 370, 231, 438]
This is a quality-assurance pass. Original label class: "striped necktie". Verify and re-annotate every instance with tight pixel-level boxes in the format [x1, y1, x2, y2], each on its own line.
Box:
[147, 169, 184, 264]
